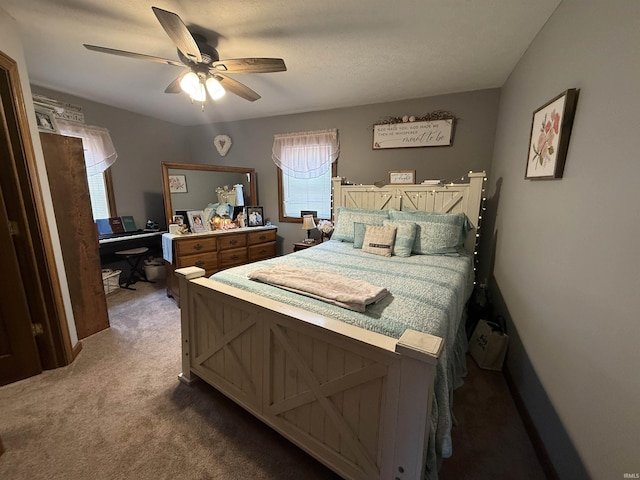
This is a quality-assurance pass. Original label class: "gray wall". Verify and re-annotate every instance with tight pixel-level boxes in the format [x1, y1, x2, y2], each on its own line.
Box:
[31, 86, 189, 230]
[185, 88, 499, 252]
[487, 0, 640, 478]
[30, 87, 498, 254]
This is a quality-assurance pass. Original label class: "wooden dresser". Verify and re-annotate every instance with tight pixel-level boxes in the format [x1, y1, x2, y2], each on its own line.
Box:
[165, 226, 277, 302]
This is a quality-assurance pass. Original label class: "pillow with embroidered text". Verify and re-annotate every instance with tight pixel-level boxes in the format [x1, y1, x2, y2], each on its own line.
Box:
[361, 225, 397, 257]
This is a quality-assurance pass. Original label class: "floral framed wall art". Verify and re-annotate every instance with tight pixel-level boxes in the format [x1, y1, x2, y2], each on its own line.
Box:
[525, 88, 579, 179]
[169, 174, 187, 193]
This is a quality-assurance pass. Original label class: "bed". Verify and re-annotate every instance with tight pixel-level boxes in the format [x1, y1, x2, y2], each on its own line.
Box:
[175, 172, 486, 480]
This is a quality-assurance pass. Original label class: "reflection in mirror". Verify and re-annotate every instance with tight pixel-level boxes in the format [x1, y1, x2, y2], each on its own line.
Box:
[161, 162, 257, 228]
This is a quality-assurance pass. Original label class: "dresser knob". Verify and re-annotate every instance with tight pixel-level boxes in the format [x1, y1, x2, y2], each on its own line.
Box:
[259, 235, 266, 241]
[231, 255, 238, 260]
[195, 260, 205, 268]
[230, 239, 237, 245]
[193, 243, 203, 251]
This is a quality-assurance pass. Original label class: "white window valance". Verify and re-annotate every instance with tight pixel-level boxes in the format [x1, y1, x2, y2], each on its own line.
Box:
[56, 120, 118, 176]
[272, 128, 339, 179]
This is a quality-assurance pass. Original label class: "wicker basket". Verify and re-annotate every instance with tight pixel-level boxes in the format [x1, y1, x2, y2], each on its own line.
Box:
[102, 269, 121, 295]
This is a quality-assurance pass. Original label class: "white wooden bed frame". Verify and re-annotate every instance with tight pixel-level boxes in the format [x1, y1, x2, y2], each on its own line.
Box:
[176, 172, 486, 480]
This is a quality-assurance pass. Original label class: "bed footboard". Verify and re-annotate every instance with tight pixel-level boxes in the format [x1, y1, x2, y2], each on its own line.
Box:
[176, 267, 443, 480]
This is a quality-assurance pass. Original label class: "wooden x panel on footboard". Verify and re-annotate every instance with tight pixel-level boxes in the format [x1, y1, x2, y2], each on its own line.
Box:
[177, 268, 442, 480]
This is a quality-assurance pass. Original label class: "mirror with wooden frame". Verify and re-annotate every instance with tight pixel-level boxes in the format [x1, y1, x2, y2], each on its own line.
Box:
[161, 162, 257, 227]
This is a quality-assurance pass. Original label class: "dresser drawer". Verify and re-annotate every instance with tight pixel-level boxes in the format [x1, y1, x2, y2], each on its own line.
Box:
[219, 247, 248, 267]
[248, 241, 277, 261]
[175, 252, 218, 274]
[248, 229, 277, 245]
[175, 236, 217, 256]
[219, 233, 247, 250]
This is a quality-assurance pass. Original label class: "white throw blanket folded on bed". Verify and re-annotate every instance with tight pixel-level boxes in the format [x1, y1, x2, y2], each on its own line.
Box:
[248, 264, 388, 312]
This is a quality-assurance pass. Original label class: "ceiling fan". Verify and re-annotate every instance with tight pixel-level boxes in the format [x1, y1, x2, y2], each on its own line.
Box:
[83, 6, 286, 106]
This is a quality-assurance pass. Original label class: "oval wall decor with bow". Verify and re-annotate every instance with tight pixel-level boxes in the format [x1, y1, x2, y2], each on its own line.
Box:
[214, 134, 232, 156]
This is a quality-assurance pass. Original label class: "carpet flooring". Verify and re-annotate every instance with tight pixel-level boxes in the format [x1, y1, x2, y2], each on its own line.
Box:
[0, 279, 546, 479]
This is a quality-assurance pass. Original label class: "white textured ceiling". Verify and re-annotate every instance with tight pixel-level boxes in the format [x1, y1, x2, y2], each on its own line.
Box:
[2, 0, 560, 126]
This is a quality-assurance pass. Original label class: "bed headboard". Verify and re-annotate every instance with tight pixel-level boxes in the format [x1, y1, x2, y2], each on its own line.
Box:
[332, 171, 486, 253]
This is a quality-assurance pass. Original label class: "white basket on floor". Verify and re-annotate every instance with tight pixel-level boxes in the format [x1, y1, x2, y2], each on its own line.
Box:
[102, 269, 121, 295]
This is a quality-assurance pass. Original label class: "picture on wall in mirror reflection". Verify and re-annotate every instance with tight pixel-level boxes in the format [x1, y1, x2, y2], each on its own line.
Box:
[246, 206, 264, 227]
[169, 174, 188, 193]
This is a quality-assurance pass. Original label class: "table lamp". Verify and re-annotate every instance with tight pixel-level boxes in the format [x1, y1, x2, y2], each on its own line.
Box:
[301, 214, 316, 243]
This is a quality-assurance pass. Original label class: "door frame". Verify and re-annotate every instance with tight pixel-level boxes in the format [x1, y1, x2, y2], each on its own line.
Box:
[1, 49, 77, 368]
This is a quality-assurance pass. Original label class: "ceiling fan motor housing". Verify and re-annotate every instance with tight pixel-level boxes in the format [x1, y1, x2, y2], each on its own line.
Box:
[178, 34, 219, 65]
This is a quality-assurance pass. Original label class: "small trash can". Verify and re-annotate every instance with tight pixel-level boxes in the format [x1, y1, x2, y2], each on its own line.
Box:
[143, 258, 165, 281]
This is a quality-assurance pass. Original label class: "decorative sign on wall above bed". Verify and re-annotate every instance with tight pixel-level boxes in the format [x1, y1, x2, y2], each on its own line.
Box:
[373, 110, 455, 149]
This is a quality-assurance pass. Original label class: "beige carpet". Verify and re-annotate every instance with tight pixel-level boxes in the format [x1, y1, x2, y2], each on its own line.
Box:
[0, 280, 546, 480]
[0, 280, 340, 480]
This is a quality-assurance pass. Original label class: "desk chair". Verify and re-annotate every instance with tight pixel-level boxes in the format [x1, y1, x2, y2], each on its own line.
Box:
[115, 247, 154, 290]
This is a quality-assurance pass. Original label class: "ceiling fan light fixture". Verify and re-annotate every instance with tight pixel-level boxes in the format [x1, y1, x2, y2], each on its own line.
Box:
[179, 71, 200, 96]
[190, 81, 207, 102]
[206, 76, 225, 100]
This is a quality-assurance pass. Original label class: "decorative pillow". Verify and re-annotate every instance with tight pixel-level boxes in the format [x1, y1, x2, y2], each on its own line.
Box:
[332, 207, 390, 243]
[361, 225, 397, 257]
[389, 210, 473, 254]
[353, 222, 367, 249]
[382, 220, 417, 257]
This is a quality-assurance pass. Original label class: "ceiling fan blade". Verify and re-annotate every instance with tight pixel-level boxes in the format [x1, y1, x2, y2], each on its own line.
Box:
[211, 58, 287, 74]
[84, 44, 185, 67]
[215, 74, 261, 102]
[165, 69, 191, 93]
[152, 7, 202, 64]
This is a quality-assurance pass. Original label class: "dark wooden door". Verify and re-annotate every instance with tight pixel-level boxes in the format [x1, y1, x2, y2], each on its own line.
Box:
[0, 182, 42, 385]
[40, 133, 109, 339]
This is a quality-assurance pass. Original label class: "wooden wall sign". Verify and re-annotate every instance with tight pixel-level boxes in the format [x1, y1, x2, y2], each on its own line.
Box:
[373, 119, 454, 149]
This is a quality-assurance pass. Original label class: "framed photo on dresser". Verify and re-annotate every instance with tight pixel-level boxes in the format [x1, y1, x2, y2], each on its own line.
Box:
[246, 206, 264, 227]
[187, 210, 207, 233]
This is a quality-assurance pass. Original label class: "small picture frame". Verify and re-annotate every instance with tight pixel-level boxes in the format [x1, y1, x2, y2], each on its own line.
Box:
[388, 170, 416, 185]
[525, 88, 579, 180]
[187, 210, 207, 233]
[300, 210, 317, 220]
[34, 105, 59, 133]
[172, 215, 184, 225]
[169, 174, 188, 193]
[245, 206, 264, 227]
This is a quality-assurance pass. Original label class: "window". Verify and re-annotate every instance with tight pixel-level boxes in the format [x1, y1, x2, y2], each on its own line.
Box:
[86, 167, 116, 220]
[278, 162, 337, 221]
[56, 119, 118, 220]
[273, 129, 339, 223]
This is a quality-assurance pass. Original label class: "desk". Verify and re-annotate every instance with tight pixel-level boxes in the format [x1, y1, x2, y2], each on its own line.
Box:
[99, 231, 165, 263]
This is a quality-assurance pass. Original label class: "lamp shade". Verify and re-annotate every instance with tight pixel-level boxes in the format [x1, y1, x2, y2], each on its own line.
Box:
[301, 215, 316, 230]
[190, 82, 207, 102]
[180, 72, 200, 96]
[206, 76, 226, 100]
